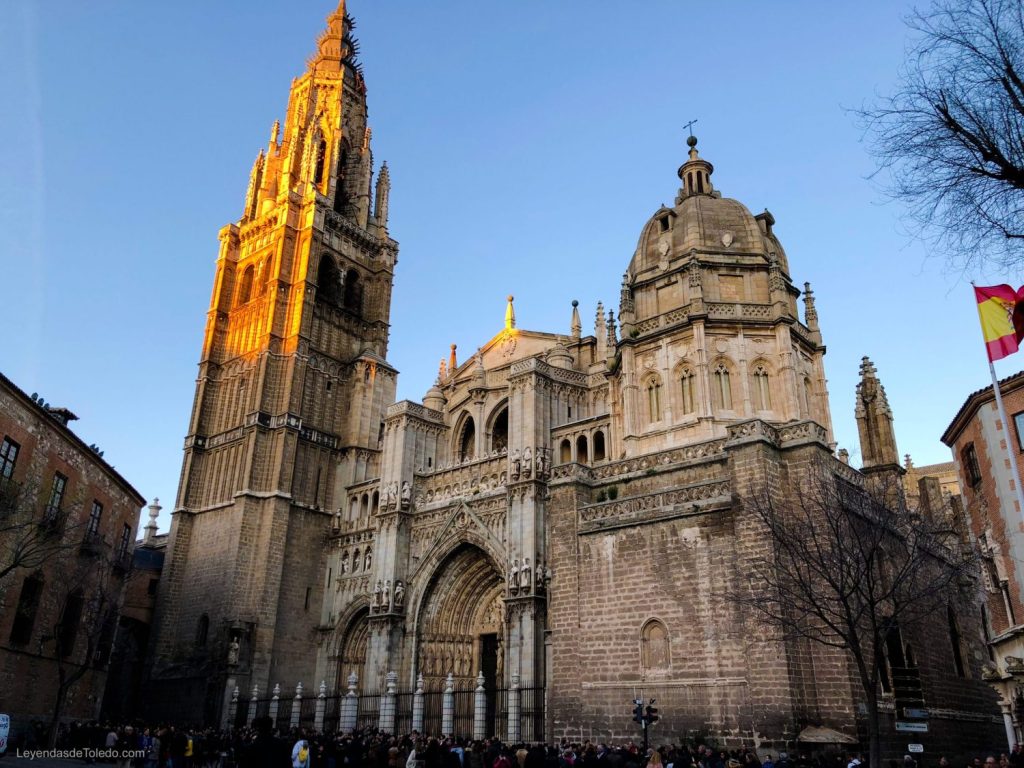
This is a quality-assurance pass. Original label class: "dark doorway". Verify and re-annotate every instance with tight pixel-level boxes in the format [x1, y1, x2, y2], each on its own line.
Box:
[481, 633, 498, 736]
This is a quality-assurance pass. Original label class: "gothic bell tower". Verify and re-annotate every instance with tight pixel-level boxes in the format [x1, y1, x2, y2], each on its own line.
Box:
[148, 2, 398, 723]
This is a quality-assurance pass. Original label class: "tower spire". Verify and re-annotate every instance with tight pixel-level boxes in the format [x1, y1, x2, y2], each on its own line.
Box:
[855, 356, 901, 472]
[570, 300, 581, 340]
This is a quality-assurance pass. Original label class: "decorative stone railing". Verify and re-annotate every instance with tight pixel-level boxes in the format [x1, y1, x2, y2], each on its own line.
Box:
[415, 454, 508, 506]
[578, 477, 731, 532]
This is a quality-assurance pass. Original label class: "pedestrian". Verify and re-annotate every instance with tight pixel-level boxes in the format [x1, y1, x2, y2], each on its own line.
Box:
[294, 739, 312, 768]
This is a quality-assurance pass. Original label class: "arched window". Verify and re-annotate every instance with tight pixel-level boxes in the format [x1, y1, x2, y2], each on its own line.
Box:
[751, 364, 771, 411]
[258, 258, 271, 295]
[593, 431, 606, 462]
[641, 619, 670, 670]
[343, 269, 361, 313]
[360, 494, 369, 517]
[313, 138, 327, 185]
[712, 363, 733, 410]
[317, 256, 342, 306]
[490, 406, 509, 453]
[576, 435, 589, 465]
[372, 490, 379, 513]
[646, 377, 662, 423]
[458, 416, 476, 462]
[679, 369, 696, 415]
[559, 439, 572, 464]
[196, 614, 209, 647]
[237, 265, 255, 305]
[948, 606, 966, 677]
[334, 146, 350, 213]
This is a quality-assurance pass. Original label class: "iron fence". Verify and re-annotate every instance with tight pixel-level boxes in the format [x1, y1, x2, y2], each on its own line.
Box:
[229, 686, 544, 742]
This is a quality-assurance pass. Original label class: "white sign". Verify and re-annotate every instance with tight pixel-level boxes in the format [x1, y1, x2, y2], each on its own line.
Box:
[908, 745, 924, 754]
[0, 713, 10, 754]
[895, 722, 929, 733]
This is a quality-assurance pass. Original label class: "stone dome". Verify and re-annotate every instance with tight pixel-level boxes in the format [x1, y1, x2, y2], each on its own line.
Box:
[627, 140, 791, 280]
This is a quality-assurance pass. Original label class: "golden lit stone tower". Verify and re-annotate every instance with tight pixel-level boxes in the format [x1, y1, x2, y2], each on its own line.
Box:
[148, 2, 398, 722]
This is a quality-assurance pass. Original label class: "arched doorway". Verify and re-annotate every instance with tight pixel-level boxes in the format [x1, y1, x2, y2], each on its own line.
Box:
[416, 544, 505, 693]
[335, 609, 370, 691]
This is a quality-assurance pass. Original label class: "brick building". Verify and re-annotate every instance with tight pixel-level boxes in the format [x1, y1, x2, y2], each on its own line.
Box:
[147, 1, 1003, 757]
[0, 371, 145, 742]
[942, 370, 1024, 747]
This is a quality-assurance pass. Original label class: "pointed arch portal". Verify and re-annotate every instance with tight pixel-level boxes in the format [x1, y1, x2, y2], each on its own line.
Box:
[416, 544, 505, 692]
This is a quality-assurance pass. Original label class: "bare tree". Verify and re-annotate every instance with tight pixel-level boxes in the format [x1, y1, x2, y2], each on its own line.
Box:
[39, 535, 130, 747]
[727, 463, 976, 768]
[857, 0, 1024, 272]
[0, 478, 87, 586]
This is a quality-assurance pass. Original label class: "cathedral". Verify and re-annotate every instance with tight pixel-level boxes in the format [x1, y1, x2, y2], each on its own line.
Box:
[147, 1, 1002, 754]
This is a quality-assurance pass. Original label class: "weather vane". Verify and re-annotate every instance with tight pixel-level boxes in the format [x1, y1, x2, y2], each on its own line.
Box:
[683, 119, 698, 138]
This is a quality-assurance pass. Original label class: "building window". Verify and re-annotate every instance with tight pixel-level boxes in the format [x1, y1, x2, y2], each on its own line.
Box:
[593, 431, 606, 462]
[237, 264, 255, 305]
[117, 523, 131, 560]
[57, 589, 84, 657]
[46, 472, 68, 520]
[576, 434, 589, 465]
[87, 501, 103, 537]
[458, 416, 476, 462]
[948, 606, 967, 678]
[752, 365, 772, 411]
[962, 443, 983, 488]
[679, 369, 696, 415]
[196, 614, 209, 647]
[9, 574, 44, 645]
[713, 364, 733, 410]
[646, 378, 662, 423]
[560, 439, 572, 464]
[1015, 411, 1024, 451]
[147, 578, 159, 596]
[0, 436, 19, 480]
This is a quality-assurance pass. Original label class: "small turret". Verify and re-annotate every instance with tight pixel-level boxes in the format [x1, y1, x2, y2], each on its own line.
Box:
[374, 162, 391, 231]
[855, 356, 903, 475]
[676, 135, 715, 202]
[143, 498, 162, 545]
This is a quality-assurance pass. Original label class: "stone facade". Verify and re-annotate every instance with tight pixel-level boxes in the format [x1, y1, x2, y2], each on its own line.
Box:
[149, 2, 1003, 758]
[943, 371, 1024, 747]
[0, 371, 145, 742]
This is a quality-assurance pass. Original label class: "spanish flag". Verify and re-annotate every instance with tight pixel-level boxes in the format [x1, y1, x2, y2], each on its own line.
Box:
[975, 284, 1024, 362]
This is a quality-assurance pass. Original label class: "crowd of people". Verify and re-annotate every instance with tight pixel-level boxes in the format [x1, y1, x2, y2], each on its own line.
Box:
[20, 719, 1024, 768]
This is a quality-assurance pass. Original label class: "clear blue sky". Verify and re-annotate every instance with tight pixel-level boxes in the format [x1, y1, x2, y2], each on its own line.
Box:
[3, 1, 1019, 533]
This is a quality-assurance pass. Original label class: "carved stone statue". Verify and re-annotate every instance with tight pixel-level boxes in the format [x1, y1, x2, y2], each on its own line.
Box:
[509, 559, 520, 593]
[536, 448, 548, 479]
[535, 560, 545, 591]
[400, 481, 411, 510]
[228, 636, 240, 665]
[393, 579, 405, 608]
[523, 447, 533, 478]
[364, 550, 372, 571]
[340, 552, 349, 574]
[386, 482, 398, 510]
[383, 580, 392, 611]
[510, 449, 521, 480]
[520, 557, 532, 594]
[372, 580, 383, 610]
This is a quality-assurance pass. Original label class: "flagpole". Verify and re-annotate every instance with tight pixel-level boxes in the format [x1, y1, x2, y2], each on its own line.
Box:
[986, 361, 1024, 528]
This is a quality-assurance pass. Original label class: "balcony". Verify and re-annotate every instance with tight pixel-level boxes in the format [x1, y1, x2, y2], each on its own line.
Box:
[79, 529, 107, 557]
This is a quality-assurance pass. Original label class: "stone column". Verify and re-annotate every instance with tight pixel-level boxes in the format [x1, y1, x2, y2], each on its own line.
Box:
[379, 671, 398, 733]
[441, 672, 455, 737]
[1002, 699, 1016, 751]
[226, 686, 239, 729]
[506, 674, 521, 744]
[473, 671, 487, 740]
[290, 682, 303, 729]
[341, 673, 359, 733]
[411, 673, 425, 734]
[248, 684, 259, 726]
[269, 683, 281, 725]
[314, 681, 327, 733]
